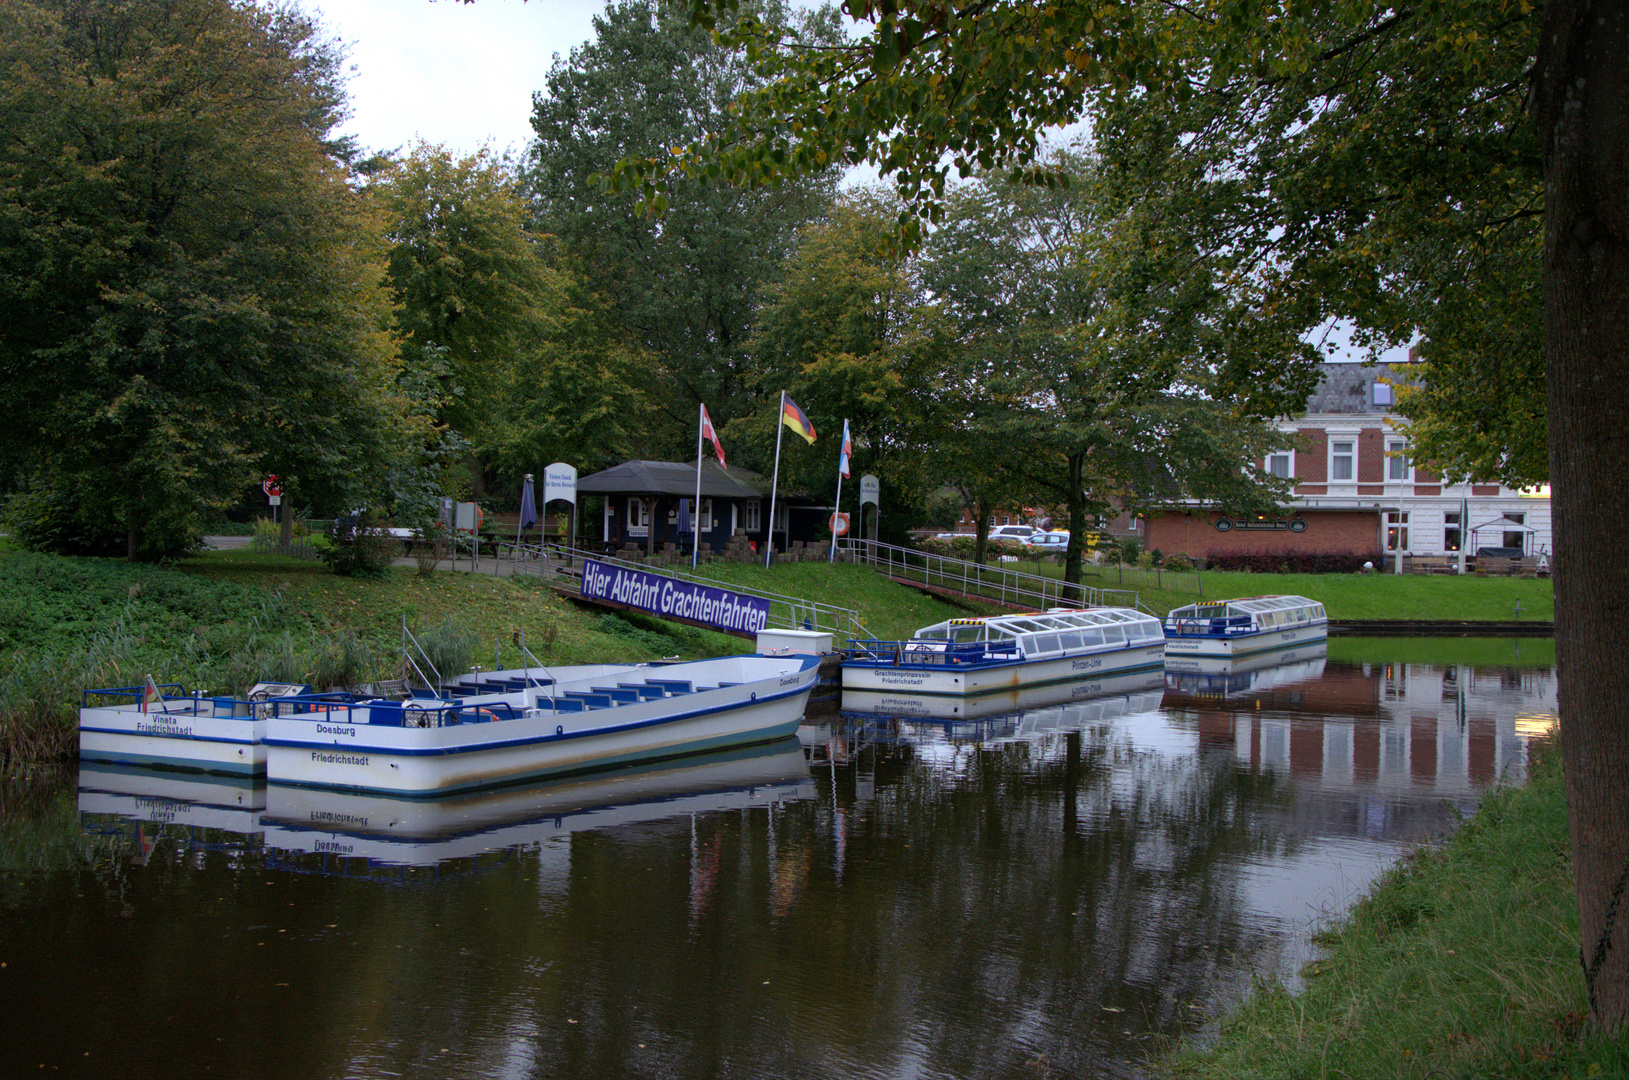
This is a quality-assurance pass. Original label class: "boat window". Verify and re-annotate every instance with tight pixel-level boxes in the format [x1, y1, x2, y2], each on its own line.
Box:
[951, 625, 983, 644]
[1078, 628, 1104, 646]
[918, 628, 947, 641]
[1058, 632, 1084, 650]
[1102, 625, 1125, 643]
[1032, 634, 1062, 654]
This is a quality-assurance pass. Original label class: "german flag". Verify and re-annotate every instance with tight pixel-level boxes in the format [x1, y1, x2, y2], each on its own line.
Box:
[781, 396, 816, 444]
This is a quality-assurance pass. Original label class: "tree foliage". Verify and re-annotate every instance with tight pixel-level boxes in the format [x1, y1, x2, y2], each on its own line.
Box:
[524, 0, 839, 450]
[0, 0, 406, 558]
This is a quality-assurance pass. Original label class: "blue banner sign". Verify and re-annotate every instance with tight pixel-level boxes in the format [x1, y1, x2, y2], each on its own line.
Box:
[580, 560, 771, 635]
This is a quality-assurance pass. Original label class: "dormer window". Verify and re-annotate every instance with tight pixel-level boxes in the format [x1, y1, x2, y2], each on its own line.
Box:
[1373, 382, 1394, 407]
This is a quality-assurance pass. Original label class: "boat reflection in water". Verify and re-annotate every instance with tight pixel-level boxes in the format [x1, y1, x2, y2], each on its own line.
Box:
[78, 765, 267, 837]
[78, 738, 815, 869]
[1162, 644, 1329, 697]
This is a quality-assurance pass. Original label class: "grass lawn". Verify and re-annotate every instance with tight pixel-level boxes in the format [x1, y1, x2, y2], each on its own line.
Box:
[951, 559, 1554, 621]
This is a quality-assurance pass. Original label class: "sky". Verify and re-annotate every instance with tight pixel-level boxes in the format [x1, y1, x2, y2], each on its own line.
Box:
[311, 0, 606, 160]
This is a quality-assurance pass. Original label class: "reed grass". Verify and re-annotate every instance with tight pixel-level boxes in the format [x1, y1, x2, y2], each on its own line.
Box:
[1157, 745, 1628, 1079]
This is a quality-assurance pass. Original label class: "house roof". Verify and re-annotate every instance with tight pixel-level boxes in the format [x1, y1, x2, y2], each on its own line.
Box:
[1304, 361, 1419, 415]
[575, 459, 764, 500]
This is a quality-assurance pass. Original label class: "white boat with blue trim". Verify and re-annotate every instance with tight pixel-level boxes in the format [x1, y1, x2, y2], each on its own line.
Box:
[77, 663, 651, 777]
[1162, 594, 1328, 660]
[78, 682, 346, 776]
[841, 607, 1167, 703]
[263, 653, 822, 796]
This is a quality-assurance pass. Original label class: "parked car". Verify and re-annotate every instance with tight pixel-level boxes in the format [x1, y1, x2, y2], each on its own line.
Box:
[988, 525, 1037, 541]
[1023, 531, 1069, 550]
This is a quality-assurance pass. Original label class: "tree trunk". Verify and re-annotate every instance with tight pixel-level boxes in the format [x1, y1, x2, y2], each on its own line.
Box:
[1536, 0, 1629, 1032]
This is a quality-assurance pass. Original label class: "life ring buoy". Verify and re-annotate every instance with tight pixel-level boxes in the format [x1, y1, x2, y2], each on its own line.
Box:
[830, 512, 850, 536]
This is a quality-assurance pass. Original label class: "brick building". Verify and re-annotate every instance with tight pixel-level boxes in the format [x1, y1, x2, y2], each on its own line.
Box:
[1144, 362, 1552, 567]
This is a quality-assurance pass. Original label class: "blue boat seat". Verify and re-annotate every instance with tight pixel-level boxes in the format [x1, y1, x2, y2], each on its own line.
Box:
[645, 679, 692, 695]
[617, 683, 667, 701]
[590, 687, 642, 704]
[369, 702, 403, 726]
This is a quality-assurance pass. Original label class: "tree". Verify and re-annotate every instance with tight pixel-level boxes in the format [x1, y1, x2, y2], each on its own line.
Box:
[524, 0, 838, 452]
[370, 144, 635, 518]
[741, 189, 934, 504]
[630, 0, 1629, 1031]
[0, 0, 407, 558]
[918, 155, 1302, 582]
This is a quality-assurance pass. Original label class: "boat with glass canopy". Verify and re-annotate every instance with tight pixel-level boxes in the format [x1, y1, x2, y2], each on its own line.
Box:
[841, 607, 1167, 701]
[1162, 594, 1328, 659]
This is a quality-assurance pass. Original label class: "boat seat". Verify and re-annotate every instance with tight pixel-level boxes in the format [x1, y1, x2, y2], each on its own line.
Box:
[591, 687, 642, 704]
[645, 679, 692, 695]
[562, 691, 614, 709]
[618, 683, 668, 701]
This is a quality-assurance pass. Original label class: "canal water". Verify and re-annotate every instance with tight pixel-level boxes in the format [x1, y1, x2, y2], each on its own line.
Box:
[0, 639, 1556, 1079]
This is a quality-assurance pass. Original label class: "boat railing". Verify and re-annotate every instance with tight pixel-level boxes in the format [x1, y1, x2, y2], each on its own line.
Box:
[1164, 615, 1255, 637]
[833, 538, 1159, 615]
[500, 541, 874, 645]
[276, 697, 530, 728]
[847, 639, 1024, 666]
[82, 685, 360, 719]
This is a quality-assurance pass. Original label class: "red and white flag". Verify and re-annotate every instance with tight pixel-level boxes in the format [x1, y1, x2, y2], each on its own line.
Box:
[701, 405, 727, 470]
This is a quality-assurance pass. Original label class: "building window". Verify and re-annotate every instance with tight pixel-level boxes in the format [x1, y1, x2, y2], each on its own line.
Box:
[627, 498, 648, 532]
[774, 503, 789, 532]
[1331, 440, 1356, 481]
[1373, 382, 1394, 407]
[1386, 510, 1409, 551]
[1444, 512, 1461, 553]
[699, 499, 713, 531]
[743, 500, 761, 532]
[1267, 452, 1292, 479]
[1386, 439, 1412, 481]
[1502, 512, 1526, 551]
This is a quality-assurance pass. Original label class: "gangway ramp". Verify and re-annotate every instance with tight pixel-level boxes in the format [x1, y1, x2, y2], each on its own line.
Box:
[833, 538, 1155, 615]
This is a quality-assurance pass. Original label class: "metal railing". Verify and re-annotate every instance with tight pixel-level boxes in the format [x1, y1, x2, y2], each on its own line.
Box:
[499, 541, 873, 645]
[836, 538, 1161, 615]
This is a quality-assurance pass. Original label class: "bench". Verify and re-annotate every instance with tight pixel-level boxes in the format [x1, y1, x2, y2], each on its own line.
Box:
[1405, 556, 1458, 575]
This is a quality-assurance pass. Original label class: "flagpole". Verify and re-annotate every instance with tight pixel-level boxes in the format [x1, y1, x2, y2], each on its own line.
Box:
[829, 424, 846, 563]
[765, 390, 787, 569]
[693, 403, 706, 569]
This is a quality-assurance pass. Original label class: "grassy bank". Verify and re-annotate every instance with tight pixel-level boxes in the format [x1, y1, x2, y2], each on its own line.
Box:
[1077, 565, 1553, 621]
[1159, 746, 1626, 1080]
[0, 550, 991, 765]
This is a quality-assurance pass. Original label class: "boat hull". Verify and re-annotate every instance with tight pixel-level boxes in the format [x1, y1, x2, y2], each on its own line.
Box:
[841, 642, 1166, 700]
[1162, 620, 1327, 660]
[264, 655, 821, 796]
[841, 667, 1167, 720]
[79, 704, 265, 776]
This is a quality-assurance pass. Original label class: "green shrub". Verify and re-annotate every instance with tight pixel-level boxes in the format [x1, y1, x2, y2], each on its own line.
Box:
[320, 509, 399, 578]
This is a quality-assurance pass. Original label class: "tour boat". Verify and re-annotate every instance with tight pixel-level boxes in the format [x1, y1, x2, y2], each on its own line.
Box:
[77, 663, 651, 777]
[78, 682, 343, 776]
[262, 653, 822, 796]
[1162, 595, 1328, 660]
[841, 607, 1167, 703]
